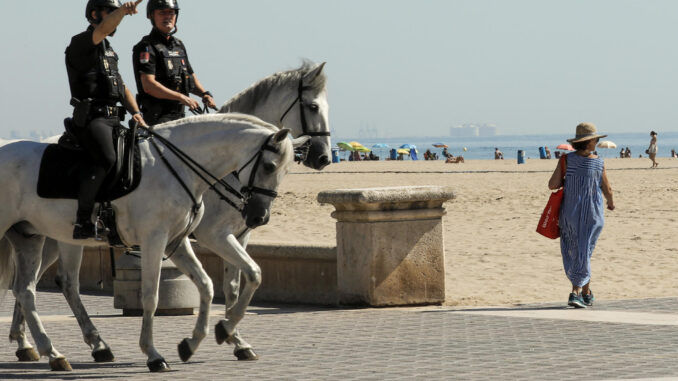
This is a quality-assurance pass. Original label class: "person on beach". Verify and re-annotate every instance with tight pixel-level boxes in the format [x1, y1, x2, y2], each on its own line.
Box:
[545, 146, 551, 159]
[647, 131, 658, 168]
[494, 147, 503, 160]
[442, 147, 450, 158]
[548, 122, 615, 308]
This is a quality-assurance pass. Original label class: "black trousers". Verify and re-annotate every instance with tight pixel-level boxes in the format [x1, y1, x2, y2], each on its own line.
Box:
[75, 116, 118, 222]
[145, 111, 185, 126]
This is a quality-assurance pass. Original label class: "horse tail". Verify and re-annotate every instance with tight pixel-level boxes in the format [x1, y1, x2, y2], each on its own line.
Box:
[0, 236, 14, 301]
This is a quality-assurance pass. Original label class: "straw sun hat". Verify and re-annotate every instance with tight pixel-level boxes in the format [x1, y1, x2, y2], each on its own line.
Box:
[567, 122, 608, 143]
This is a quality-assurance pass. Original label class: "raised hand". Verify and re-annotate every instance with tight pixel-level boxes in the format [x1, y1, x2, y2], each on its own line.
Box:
[122, 0, 143, 16]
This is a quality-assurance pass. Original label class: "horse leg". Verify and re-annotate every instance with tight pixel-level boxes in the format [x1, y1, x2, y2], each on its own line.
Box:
[10, 300, 39, 361]
[3, 236, 40, 362]
[213, 233, 259, 361]
[139, 232, 171, 372]
[7, 231, 71, 371]
[9, 235, 60, 362]
[222, 261, 241, 311]
[168, 238, 214, 362]
[55, 241, 114, 362]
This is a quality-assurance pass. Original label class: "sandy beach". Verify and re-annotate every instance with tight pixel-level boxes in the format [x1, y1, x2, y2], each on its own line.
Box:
[250, 157, 678, 307]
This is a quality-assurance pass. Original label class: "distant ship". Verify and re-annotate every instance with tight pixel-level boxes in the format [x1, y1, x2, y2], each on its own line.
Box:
[450, 123, 497, 138]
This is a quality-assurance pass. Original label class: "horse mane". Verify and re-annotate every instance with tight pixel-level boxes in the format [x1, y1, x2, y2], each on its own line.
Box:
[154, 113, 277, 133]
[219, 60, 327, 114]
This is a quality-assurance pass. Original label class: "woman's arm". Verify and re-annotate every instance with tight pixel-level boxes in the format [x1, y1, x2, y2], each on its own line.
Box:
[548, 158, 564, 189]
[600, 165, 615, 210]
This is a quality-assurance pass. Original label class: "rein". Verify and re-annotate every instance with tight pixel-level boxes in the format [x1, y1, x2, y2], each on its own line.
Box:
[143, 126, 244, 212]
[141, 125, 281, 257]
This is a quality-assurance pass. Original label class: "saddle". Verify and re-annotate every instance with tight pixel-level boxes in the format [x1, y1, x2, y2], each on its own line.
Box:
[37, 118, 143, 246]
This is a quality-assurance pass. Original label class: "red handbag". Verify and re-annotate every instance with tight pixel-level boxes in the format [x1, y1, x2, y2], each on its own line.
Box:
[536, 155, 567, 239]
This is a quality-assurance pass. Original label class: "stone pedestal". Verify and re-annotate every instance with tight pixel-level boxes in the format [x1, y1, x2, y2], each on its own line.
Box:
[113, 252, 200, 316]
[318, 186, 455, 306]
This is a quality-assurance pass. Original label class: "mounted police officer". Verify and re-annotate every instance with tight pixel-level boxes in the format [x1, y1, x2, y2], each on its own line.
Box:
[65, 0, 147, 239]
[133, 0, 216, 126]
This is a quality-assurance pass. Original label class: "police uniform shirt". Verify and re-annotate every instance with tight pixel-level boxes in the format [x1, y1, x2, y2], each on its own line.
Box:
[132, 29, 194, 99]
[65, 26, 123, 105]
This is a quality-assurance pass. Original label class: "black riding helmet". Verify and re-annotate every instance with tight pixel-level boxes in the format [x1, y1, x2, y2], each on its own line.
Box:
[147, 0, 180, 35]
[86, 0, 122, 24]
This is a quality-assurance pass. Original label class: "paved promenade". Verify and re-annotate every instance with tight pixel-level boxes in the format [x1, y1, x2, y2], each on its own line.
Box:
[2, 290, 678, 380]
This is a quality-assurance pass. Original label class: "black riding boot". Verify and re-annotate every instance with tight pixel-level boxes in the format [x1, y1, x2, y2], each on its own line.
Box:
[73, 210, 97, 240]
[73, 167, 106, 240]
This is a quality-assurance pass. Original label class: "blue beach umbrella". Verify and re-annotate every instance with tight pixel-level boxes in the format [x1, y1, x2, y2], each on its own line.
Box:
[400, 143, 417, 150]
[372, 143, 389, 149]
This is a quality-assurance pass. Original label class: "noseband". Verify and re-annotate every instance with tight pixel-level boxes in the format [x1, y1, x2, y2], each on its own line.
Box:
[279, 79, 330, 163]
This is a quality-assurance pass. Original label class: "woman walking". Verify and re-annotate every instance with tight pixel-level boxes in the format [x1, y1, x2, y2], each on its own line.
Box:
[549, 122, 615, 308]
[647, 131, 658, 168]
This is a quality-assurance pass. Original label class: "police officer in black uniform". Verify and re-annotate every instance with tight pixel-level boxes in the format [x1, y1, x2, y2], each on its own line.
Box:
[66, 0, 147, 239]
[133, 0, 216, 126]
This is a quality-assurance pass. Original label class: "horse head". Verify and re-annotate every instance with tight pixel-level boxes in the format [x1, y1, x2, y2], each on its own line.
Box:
[220, 61, 331, 171]
[294, 62, 331, 170]
[237, 128, 295, 228]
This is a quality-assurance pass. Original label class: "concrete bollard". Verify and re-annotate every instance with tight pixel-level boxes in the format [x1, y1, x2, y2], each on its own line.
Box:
[113, 252, 200, 316]
[318, 186, 455, 306]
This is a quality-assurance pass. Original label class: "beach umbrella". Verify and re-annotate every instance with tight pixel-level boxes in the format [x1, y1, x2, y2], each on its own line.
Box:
[400, 144, 417, 150]
[354, 145, 371, 153]
[597, 140, 617, 149]
[556, 143, 574, 151]
[397, 148, 410, 155]
[371, 143, 389, 149]
[432, 143, 448, 148]
[336, 142, 354, 151]
[349, 141, 364, 149]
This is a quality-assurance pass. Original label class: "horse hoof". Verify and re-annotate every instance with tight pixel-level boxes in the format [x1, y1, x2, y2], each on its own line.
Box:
[215, 321, 229, 345]
[235, 348, 259, 361]
[147, 358, 170, 372]
[49, 357, 73, 371]
[178, 338, 193, 362]
[16, 348, 40, 362]
[92, 348, 115, 362]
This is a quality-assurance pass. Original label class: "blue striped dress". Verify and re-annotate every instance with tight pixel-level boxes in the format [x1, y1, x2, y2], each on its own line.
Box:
[559, 152, 605, 287]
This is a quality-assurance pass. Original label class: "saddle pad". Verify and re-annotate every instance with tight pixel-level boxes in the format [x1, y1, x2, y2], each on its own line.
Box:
[37, 144, 142, 201]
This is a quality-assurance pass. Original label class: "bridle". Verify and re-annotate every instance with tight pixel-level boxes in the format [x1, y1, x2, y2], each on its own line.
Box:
[233, 134, 280, 203]
[279, 79, 330, 163]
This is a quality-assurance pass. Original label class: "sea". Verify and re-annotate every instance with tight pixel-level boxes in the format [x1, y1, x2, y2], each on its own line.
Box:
[334, 132, 678, 161]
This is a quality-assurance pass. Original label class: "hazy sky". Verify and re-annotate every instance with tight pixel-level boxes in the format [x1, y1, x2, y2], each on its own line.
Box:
[1, 0, 677, 139]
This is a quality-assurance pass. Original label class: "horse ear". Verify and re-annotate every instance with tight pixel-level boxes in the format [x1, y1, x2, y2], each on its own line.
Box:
[291, 135, 311, 149]
[273, 128, 291, 143]
[303, 62, 326, 84]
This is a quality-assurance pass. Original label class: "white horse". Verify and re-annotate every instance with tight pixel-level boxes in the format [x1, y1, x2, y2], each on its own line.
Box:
[5, 62, 330, 365]
[0, 114, 296, 372]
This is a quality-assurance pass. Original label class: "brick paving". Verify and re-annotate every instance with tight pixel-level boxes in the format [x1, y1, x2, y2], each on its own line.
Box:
[1, 290, 678, 380]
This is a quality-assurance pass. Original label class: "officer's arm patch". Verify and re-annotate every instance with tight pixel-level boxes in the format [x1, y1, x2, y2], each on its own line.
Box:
[140, 51, 150, 64]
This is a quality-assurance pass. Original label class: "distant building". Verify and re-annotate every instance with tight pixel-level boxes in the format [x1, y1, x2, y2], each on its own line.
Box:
[478, 124, 497, 137]
[450, 123, 497, 138]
